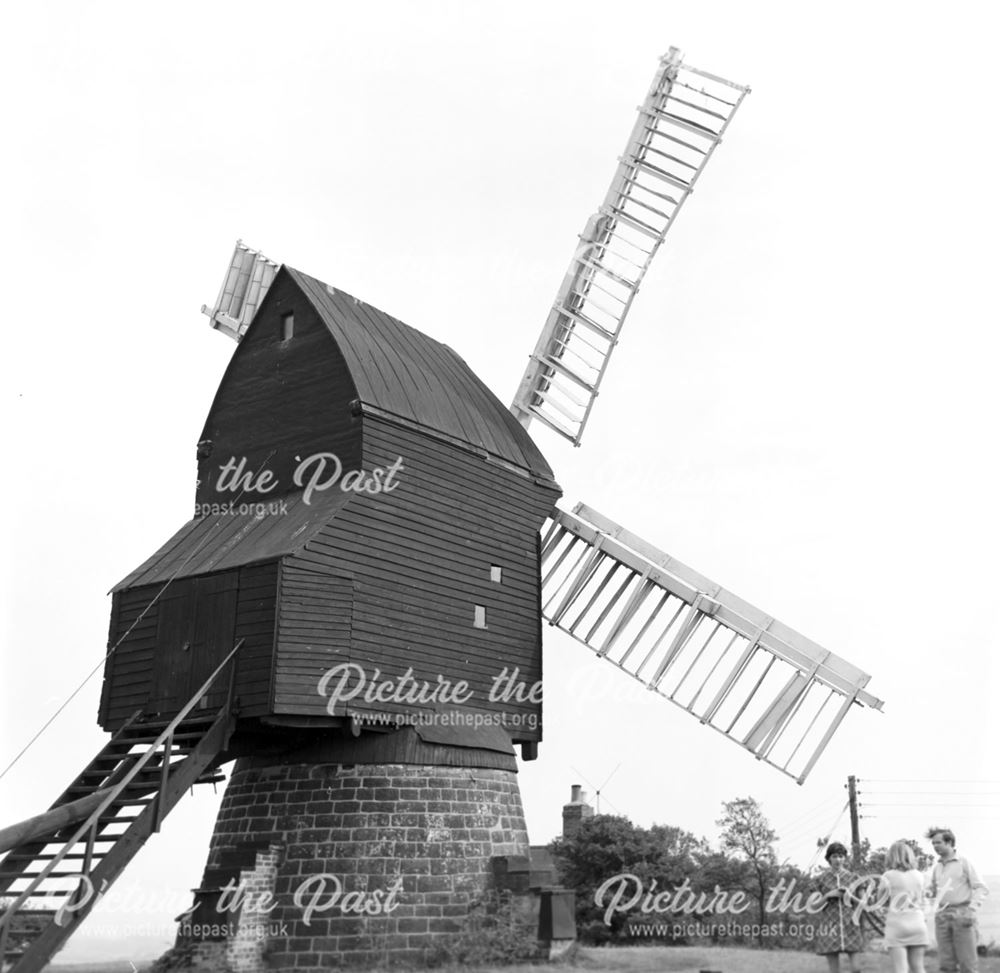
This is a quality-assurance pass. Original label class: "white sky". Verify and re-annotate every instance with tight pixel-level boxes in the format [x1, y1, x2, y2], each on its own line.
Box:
[2, 0, 998, 961]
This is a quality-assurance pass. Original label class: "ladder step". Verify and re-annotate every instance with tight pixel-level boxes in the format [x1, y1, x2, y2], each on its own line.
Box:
[69, 774, 170, 790]
[7, 889, 73, 898]
[119, 722, 212, 739]
[15, 853, 109, 861]
[88, 754, 134, 765]
[0, 870, 96, 879]
[77, 749, 187, 768]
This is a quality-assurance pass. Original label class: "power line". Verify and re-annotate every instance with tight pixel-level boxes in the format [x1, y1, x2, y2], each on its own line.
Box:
[778, 800, 851, 862]
[804, 801, 850, 873]
[862, 791, 1000, 796]
[0, 450, 277, 784]
[779, 811, 841, 841]
[775, 794, 843, 835]
[861, 779, 1000, 784]
[781, 815, 847, 846]
[862, 814, 999, 821]
[862, 803, 1000, 807]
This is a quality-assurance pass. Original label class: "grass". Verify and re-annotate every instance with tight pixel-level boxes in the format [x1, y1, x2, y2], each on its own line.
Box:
[46, 946, 1000, 972]
[566, 946, 1000, 972]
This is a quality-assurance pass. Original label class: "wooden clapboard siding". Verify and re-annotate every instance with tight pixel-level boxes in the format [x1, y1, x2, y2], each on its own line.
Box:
[195, 271, 363, 506]
[277, 416, 559, 740]
[100, 565, 279, 729]
[100, 585, 161, 728]
[102, 265, 560, 742]
[272, 564, 353, 713]
[232, 562, 279, 717]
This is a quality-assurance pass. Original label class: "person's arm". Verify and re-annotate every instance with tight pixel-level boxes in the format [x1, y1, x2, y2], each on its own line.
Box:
[925, 863, 938, 902]
[817, 870, 838, 900]
[966, 859, 989, 911]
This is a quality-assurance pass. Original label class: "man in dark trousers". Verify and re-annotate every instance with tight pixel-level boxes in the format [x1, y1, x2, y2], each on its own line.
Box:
[926, 826, 989, 973]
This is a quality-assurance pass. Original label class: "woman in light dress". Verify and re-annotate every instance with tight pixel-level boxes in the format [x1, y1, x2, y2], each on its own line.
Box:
[880, 840, 929, 973]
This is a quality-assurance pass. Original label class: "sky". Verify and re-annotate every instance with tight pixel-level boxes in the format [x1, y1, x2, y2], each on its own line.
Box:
[2, 0, 999, 961]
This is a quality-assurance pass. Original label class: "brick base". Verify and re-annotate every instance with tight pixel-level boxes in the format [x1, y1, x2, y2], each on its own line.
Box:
[169, 742, 529, 970]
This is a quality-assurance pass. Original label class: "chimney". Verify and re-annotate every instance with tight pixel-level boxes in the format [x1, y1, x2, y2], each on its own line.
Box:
[562, 784, 594, 839]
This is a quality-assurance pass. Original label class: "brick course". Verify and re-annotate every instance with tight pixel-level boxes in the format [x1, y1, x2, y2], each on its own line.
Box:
[173, 757, 528, 970]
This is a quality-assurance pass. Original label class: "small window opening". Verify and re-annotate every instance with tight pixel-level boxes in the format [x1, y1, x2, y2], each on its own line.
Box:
[490, 565, 502, 583]
[473, 605, 487, 629]
[281, 312, 294, 341]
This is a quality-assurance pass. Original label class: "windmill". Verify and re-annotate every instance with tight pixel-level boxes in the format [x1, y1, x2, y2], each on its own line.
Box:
[0, 48, 882, 972]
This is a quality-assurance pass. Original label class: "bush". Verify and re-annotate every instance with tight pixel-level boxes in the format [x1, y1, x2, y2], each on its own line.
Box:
[426, 890, 541, 967]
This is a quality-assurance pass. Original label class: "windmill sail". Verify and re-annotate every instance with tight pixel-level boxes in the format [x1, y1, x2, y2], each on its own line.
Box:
[541, 504, 883, 783]
[511, 49, 749, 445]
[201, 240, 280, 341]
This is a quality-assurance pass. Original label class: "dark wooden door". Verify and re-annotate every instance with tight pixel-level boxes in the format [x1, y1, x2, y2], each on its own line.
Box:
[190, 572, 239, 711]
[150, 579, 196, 713]
[149, 572, 239, 716]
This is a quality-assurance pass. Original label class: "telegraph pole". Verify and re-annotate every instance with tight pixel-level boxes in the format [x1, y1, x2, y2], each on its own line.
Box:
[847, 775, 861, 867]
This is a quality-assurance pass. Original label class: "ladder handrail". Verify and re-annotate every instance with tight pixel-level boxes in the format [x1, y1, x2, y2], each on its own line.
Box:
[0, 638, 244, 931]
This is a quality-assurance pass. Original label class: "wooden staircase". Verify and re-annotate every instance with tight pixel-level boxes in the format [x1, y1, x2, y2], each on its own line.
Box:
[0, 642, 242, 972]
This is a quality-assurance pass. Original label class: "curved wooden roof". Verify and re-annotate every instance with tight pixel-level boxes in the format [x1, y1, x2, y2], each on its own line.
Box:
[286, 267, 555, 483]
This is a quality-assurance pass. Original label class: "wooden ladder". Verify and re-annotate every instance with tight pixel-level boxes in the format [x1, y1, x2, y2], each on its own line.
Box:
[0, 641, 243, 972]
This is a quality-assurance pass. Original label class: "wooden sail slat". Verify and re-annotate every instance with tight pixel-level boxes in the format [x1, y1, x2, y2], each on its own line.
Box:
[539, 505, 882, 783]
[511, 50, 749, 445]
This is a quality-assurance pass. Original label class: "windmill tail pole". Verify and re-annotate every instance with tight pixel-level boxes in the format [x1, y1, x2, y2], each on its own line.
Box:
[0, 787, 116, 854]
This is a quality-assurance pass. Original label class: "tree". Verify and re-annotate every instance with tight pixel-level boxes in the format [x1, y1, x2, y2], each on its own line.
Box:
[716, 797, 778, 940]
[861, 837, 933, 873]
[548, 815, 706, 943]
